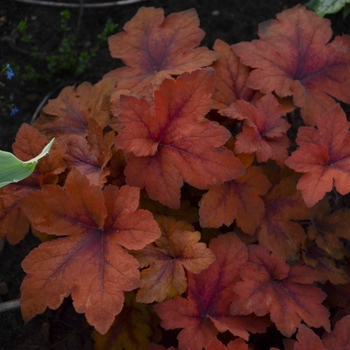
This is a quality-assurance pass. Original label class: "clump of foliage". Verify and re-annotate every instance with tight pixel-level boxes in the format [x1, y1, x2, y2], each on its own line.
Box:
[305, 0, 350, 18]
[1, 4, 350, 349]
[16, 10, 117, 81]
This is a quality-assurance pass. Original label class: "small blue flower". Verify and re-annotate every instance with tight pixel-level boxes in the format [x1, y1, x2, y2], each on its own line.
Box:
[5, 63, 14, 80]
[10, 106, 19, 116]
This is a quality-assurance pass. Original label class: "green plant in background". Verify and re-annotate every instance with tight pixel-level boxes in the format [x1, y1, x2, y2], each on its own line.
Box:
[0, 138, 55, 188]
[0, 63, 18, 116]
[305, 0, 350, 18]
[16, 10, 118, 81]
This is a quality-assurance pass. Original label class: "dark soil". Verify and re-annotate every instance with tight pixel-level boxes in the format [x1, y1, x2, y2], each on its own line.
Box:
[0, 0, 349, 349]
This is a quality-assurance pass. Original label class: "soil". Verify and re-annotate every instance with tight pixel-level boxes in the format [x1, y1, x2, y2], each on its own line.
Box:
[0, 0, 349, 349]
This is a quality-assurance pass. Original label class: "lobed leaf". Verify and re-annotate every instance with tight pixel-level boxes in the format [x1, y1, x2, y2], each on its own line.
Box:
[154, 234, 269, 350]
[211, 39, 256, 110]
[230, 245, 330, 337]
[19, 169, 161, 334]
[199, 165, 271, 234]
[285, 104, 350, 207]
[33, 79, 115, 139]
[256, 176, 314, 259]
[221, 93, 291, 164]
[133, 215, 215, 303]
[115, 69, 245, 208]
[106, 7, 218, 91]
[233, 5, 350, 126]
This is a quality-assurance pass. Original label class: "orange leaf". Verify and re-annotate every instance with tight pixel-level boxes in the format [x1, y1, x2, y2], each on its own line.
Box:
[134, 215, 215, 303]
[257, 175, 313, 259]
[285, 104, 350, 207]
[115, 69, 245, 208]
[211, 39, 256, 110]
[222, 93, 291, 165]
[199, 165, 271, 234]
[292, 325, 326, 350]
[33, 79, 115, 139]
[154, 234, 269, 350]
[230, 245, 330, 337]
[322, 315, 350, 349]
[233, 5, 350, 126]
[106, 7, 218, 91]
[19, 169, 161, 334]
[64, 119, 115, 186]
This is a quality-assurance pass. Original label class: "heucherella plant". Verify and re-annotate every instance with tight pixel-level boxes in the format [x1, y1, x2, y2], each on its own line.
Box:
[0, 138, 55, 188]
[1, 4, 350, 349]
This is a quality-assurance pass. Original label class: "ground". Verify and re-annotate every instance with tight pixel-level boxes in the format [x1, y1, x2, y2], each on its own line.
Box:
[0, 0, 349, 349]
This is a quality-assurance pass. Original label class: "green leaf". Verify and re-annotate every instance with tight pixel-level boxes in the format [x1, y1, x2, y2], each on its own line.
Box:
[305, 0, 350, 17]
[0, 138, 55, 188]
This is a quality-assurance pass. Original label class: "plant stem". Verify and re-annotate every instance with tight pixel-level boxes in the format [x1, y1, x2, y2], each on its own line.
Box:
[0, 299, 21, 313]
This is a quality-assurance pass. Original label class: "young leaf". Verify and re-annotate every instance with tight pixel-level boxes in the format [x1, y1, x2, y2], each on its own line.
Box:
[199, 165, 271, 234]
[230, 245, 330, 337]
[33, 79, 116, 139]
[233, 4, 350, 126]
[285, 104, 350, 207]
[106, 7, 219, 91]
[0, 137, 54, 189]
[64, 119, 115, 186]
[133, 215, 215, 303]
[19, 169, 161, 334]
[211, 39, 256, 110]
[115, 69, 245, 209]
[221, 93, 291, 165]
[154, 234, 270, 350]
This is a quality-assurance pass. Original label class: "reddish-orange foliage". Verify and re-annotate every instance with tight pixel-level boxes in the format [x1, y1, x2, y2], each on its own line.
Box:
[285, 104, 350, 207]
[64, 119, 115, 186]
[154, 234, 270, 350]
[211, 39, 256, 110]
[221, 93, 291, 165]
[232, 4, 350, 126]
[19, 169, 161, 334]
[285, 315, 350, 349]
[256, 176, 314, 259]
[33, 79, 115, 139]
[3, 4, 350, 348]
[134, 215, 215, 303]
[106, 7, 218, 91]
[115, 69, 245, 208]
[230, 245, 330, 337]
[199, 164, 271, 233]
